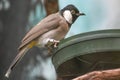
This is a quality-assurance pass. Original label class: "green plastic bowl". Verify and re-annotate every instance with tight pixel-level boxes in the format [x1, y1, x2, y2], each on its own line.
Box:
[52, 29, 120, 79]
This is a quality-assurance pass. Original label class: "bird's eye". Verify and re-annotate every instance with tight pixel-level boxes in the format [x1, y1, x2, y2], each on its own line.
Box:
[71, 10, 75, 14]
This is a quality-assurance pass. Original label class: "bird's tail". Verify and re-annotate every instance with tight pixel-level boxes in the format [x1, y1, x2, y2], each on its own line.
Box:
[5, 47, 29, 78]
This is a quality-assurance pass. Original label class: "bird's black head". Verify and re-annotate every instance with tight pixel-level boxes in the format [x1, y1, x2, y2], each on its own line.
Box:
[60, 4, 85, 24]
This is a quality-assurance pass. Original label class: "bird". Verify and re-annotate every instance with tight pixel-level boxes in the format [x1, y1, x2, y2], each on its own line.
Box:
[5, 4, 85, 78]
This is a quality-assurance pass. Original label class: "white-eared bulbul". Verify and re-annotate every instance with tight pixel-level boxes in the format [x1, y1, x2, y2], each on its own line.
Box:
[5, 4, 85, 78]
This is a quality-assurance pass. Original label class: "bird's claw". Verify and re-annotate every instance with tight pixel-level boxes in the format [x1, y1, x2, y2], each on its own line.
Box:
[45, 39, 59, 54]
[46, 39, 60, 48]
[53, 40, 60, 48]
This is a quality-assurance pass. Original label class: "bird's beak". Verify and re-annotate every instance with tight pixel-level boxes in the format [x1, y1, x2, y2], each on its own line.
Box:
[76, 12, 85, 16]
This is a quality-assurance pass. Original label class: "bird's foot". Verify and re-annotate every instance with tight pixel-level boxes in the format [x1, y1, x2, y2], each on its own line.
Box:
[46, 39, 60, 48]
[45, 39, 59, 55]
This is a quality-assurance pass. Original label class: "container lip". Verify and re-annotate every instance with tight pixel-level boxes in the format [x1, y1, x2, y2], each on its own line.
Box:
[52, 29, 120, 69]
[54, 29, 120, 52]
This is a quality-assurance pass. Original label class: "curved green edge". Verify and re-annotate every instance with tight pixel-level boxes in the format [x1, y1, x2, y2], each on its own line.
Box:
[52, 29, 120, 70]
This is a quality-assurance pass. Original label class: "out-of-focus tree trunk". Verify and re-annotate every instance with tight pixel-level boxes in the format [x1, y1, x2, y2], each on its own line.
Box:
[0, 0, 30, 80]
[44, 0, 59, 15]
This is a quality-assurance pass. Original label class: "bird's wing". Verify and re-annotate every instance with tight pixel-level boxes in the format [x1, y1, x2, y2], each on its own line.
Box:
[19, 13, 61, 50]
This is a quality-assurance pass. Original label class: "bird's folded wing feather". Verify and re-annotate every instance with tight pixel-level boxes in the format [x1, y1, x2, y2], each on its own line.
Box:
[19, 13, 61, 50]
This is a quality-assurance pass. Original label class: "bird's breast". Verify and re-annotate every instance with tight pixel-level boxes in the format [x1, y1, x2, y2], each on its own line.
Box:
[37, 20, 69, 47]
[35, 14, 70, 48]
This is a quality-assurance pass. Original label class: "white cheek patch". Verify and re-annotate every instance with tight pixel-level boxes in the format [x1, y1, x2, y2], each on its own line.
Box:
[63, 10, 72, 24]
